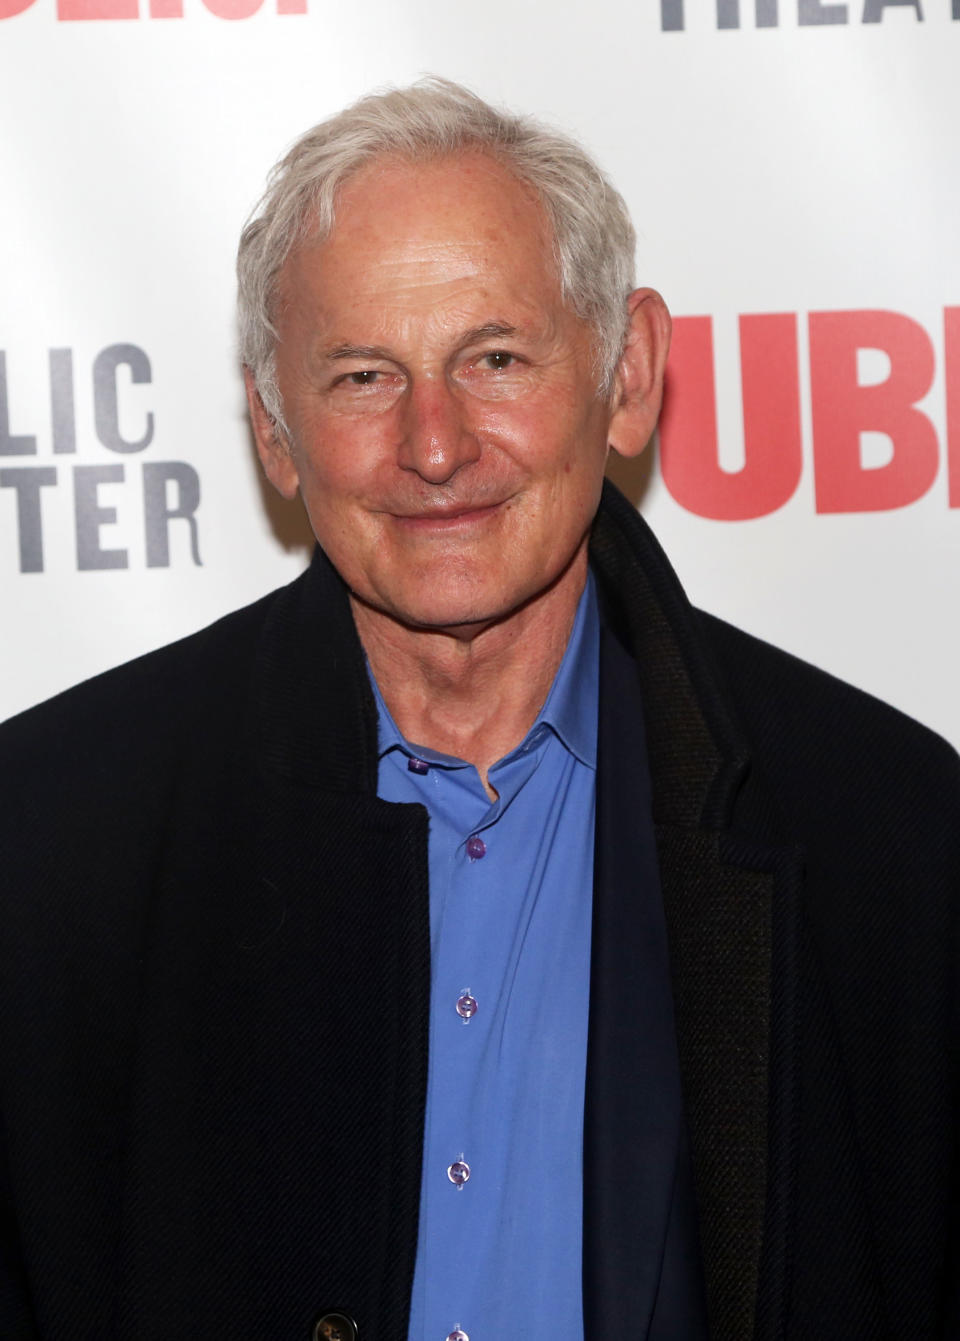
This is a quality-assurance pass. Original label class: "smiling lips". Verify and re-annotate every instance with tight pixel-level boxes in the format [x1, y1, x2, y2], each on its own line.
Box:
[392, 500, 504, 530]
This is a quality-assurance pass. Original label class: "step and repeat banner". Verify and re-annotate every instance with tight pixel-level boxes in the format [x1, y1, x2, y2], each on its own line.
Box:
[2, 0, 958, 744]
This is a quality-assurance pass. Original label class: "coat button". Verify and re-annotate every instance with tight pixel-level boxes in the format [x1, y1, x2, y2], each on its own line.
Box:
[314, 1313, 358, 1341]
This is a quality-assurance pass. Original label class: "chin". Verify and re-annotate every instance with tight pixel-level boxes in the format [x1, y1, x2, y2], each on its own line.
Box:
[360, 574, 530, 635]
[390, 598, 511, 635]
[361, 555, 487, 612]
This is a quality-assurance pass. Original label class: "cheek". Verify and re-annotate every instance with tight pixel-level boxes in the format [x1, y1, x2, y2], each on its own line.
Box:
[293, 420, 392, 501]
[475, 401, 583, 471]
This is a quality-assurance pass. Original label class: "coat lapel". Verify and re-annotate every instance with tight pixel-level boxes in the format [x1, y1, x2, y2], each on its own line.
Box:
[589, 484, 804, 1341]
[656, 826, 796, 1341]
[583, 623, 710, 1339]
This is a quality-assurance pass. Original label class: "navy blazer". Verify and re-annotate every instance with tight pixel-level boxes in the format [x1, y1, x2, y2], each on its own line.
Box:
[1, 482, 957, 1339]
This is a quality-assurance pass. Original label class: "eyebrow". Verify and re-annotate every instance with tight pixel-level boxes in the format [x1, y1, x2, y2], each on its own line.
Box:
[326, 343, 394, 362]
[458, 322, 519, 346]
[324, 323, 520, 364]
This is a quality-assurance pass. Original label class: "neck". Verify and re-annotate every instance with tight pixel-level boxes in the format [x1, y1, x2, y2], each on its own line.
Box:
[353, 553, 588, 791]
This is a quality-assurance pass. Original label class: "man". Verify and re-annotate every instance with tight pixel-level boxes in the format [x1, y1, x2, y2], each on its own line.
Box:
[0, 79, 957, 1341]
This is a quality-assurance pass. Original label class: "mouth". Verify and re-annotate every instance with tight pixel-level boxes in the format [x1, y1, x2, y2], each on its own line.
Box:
[391, 500, 504, 531]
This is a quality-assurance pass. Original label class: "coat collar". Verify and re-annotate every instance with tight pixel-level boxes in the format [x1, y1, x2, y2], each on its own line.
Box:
[251, 539, 380, 794]
[588, 480, 752, 829]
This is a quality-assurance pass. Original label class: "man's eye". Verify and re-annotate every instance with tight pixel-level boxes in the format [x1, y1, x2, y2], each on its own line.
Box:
[346, 370, 381, 385]
[481, 350, 516, 372]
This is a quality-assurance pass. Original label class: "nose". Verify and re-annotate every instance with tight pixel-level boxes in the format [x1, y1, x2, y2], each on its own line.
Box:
[396, 378, 481, 485]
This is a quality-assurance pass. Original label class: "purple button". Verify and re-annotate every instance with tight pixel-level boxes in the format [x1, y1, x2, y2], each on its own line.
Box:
[456, 991, 478, 1020]
[465, 834, 486, 860]
[407, 757, 429, 775]
[447, 1159, 470, 1188]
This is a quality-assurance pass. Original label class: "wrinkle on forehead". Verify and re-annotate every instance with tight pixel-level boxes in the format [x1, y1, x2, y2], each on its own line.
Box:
[291, 151, 559, 294]
[348, 246, 491, 313]
[275, 151, 577, 368]
[367, 242, 486, 288]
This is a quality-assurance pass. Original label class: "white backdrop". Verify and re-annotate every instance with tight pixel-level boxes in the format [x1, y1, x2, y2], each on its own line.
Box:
[2, 0, 958, 746]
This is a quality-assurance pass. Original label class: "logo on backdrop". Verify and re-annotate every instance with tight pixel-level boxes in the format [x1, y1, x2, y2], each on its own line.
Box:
[660, 0, 958, 28]
[0, 344, 203, 573]
[659, 307, 960, 519]
[0, 0, 303, 20]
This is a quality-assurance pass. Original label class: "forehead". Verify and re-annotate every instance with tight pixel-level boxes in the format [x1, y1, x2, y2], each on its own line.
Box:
[331, 150, 554, 252]
[280, 152, 567, 332]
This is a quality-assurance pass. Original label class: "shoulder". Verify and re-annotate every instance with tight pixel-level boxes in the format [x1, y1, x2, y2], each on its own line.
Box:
[0, 586, 281, 801]
[0, 583, 312, 966]
[696, 609, 960, 857]
[697, 608, 957, 774]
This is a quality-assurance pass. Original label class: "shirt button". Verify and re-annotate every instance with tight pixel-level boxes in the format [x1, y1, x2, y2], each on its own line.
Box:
[447, 1159, 470, 1188]
[465, 834, 486, 860]
[446, 1331, 469, 1341]
[313, 1314, 357, 1341]
[456, 991, 478, 1020]
[407, 757, 429, 775]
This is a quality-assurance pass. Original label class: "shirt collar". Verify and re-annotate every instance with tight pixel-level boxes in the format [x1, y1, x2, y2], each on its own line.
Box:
[370, 571, 599, 773]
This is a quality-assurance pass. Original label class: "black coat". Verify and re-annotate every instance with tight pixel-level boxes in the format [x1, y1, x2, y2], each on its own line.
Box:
[1, 483, 957, 1340]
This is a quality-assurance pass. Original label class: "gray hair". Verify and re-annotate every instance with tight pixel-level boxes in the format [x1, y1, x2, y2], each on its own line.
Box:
[237, 77, 637, 432]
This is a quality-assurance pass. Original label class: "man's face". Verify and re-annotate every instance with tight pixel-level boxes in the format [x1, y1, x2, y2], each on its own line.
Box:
[255, 152, 622, 635]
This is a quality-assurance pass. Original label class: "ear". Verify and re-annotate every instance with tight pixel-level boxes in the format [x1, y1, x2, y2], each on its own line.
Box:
[243, 366, 300, 501]
[607, 289, 672, 460]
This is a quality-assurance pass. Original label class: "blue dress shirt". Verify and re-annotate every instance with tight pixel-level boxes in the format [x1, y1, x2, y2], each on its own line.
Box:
[371, 576, 600, 1341]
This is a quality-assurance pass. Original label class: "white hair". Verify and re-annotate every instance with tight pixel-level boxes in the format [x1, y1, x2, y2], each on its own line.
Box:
[237, 77, 637, 432]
